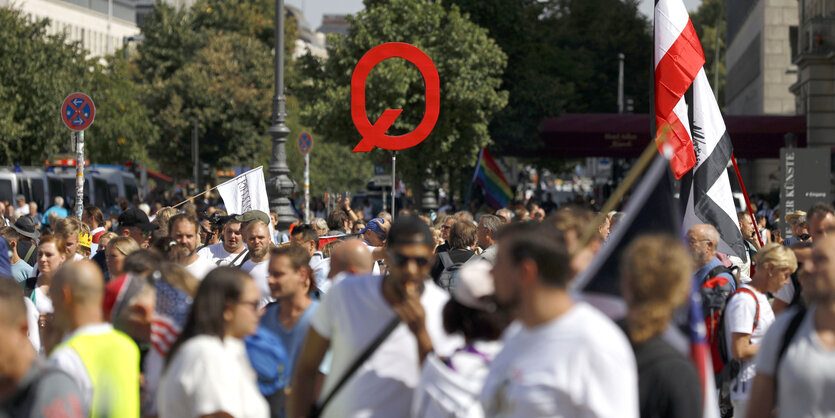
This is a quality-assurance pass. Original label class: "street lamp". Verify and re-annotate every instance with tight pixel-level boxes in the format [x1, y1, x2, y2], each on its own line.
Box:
[267, 0, 297, 232]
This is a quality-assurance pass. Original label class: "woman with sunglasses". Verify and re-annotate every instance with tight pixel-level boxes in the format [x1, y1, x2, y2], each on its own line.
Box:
[158, 267, 267, 418]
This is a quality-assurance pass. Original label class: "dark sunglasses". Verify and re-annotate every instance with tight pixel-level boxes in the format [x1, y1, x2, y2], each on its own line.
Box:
[390, 252, 432, 267]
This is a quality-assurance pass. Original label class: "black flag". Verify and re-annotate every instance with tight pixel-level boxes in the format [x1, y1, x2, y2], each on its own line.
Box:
[570, 154, 682, 311]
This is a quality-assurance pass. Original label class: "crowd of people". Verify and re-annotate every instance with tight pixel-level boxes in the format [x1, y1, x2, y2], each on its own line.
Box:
[0, 190, 833, 418]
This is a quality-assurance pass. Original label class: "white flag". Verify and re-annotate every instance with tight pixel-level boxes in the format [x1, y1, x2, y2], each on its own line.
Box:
[217, 166, 276, 242]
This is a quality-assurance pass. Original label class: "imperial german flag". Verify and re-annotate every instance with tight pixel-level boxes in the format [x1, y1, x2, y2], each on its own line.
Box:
[472, 148, 513, 209]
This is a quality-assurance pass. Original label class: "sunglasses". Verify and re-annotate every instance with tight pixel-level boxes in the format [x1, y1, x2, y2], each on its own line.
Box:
[390, 252, 432, 267]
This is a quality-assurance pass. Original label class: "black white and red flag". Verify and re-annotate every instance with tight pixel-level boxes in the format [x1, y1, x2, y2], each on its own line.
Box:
[654, 0, 746, 264]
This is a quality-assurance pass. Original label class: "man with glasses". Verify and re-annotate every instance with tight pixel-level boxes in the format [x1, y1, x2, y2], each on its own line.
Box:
[434, 216, 457, 254]
[688, 224, 737, 290]
[288, 216, 461, 418]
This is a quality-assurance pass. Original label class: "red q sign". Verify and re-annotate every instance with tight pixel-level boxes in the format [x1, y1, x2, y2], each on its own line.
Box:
[351, 43, 440, 152]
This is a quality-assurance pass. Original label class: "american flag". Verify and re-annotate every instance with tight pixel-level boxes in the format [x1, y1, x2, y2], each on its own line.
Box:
[150, 279, 192, 356]
[686, 273, 720, 418]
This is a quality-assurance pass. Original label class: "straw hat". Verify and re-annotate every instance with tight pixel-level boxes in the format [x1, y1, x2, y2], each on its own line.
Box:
[785, 210, 807, 225]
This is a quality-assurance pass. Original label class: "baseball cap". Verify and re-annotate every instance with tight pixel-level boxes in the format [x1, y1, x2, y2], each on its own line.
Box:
[15, 195, 25, 202]
[452, 259, 496, 312]
[11, 216, 40, 241]
[118, 208, 159, 231]
[234, 210, 270, 225]
[360, 218, 386, 236]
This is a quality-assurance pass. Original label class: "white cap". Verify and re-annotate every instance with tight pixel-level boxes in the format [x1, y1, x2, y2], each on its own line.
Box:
[452, 259, 496, 312]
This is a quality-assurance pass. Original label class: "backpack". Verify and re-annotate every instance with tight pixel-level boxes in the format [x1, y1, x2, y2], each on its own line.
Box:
[437, 252, 464, 292]
[699, 265, 739, 374]
[710, 287, 760, 418]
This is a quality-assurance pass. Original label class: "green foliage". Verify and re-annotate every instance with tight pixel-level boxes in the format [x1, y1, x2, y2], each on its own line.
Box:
[448, 0, 651, 161]
[135, 0, 301, 182]
[295, 0, 508, 191]
[0, 8, 91, 164]
[0, 8, 156, 167]
[691, 0, 725, 108]
[85, 58, 158, 164]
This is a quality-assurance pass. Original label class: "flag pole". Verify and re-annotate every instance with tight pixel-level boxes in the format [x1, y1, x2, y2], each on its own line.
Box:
[575, 128, 671, 254]
[465, 148, 484, 206]
[730, 155, 764, 247]
[172, 185, 219, 208]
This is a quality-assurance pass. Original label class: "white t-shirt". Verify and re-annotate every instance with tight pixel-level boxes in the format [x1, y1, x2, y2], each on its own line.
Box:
[723, 284, 775, 400]
[412, 340, 503, 418]
[241, 259, 273, 308]
[480, 302, 639, 418]
[775, 280, 795, 304]
[755, 305, 835, 418]
[50, 323, 114, 415]
[198, 243, 248, 267]
[185, 255, 216, 280]
[310, 274, 462, 418]
[33, 287, 53, 314]
[362, 240, 382, 275]
[157, 335, 268, 418]
[23, 297, 41, 352]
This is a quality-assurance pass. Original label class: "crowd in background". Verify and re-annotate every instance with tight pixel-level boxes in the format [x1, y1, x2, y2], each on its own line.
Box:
[0, 188, 833, 418]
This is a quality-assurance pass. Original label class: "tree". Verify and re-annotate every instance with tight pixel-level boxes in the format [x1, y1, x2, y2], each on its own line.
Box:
[0, 7, 157, 166]
[135, 0, 297, 181]
[295, 0, 508, 196]
[85, 57, 159, 165]
[0, 9, 93, 164]
[448, 0, 651, 156]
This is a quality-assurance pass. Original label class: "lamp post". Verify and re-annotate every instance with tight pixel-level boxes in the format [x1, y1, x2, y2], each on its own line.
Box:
[267, 0, 297, 232]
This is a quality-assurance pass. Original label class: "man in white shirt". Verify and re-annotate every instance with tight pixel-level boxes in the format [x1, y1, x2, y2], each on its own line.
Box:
[748, 234, 835, 418]
[197, 217, 247, 267]
[239, 220, 273, 306]
[481, 222, 639, 418]
[288, 216, 461, 418]
[169, 214, 215, 280]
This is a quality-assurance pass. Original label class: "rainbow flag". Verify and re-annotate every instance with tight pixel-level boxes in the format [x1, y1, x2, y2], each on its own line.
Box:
[470, 148, 513, 209]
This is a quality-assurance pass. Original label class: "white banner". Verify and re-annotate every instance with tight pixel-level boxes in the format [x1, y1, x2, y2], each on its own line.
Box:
[216, 166, 276, 243]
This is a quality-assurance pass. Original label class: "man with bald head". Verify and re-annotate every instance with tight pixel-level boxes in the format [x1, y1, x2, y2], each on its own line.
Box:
[687, 224, 737, 290]
[322, 239, 374, 293]
[48, 261, 140, 417]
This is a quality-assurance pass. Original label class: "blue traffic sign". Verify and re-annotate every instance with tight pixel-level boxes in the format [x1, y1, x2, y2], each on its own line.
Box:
[298, 131, 313, 154]
[61, 92, 96, 131]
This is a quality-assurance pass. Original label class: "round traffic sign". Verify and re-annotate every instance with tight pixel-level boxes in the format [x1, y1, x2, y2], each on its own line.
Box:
[61, 92, 96, 131]
[298, 131, 313, 155]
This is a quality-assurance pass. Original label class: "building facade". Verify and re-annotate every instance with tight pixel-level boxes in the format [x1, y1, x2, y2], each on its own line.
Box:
[1, 0, 140, 58]
[725, 0, 799, 194]
[790, 0, 835, 144]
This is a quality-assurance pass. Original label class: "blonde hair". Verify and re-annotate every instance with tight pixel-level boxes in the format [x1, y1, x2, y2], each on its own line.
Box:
[755, 243, 798, 273]
[107, 236, 141, 257]
[621, 235, 693, 344]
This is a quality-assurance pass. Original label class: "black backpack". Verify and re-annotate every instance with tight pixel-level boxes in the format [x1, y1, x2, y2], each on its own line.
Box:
[437, 252, 464, 291]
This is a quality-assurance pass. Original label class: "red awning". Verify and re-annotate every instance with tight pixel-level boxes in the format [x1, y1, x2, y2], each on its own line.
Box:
[530, 113, 806, 159]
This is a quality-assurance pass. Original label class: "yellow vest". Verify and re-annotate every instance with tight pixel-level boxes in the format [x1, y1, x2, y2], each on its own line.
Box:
[60, 328, 140, 418]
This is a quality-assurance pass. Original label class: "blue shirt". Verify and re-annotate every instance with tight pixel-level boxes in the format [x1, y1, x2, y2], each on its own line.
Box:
[695, 256, 736, 291]
[11, 260, 32, 284]
[259, 299, 319, 378]
[41, 206, 68, 225]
